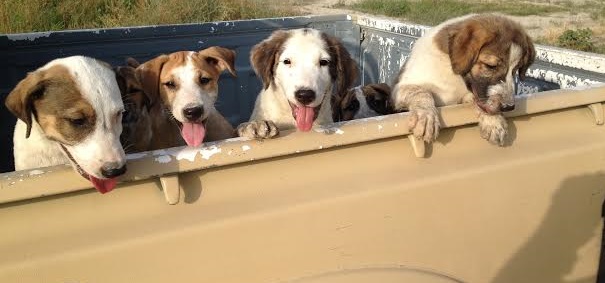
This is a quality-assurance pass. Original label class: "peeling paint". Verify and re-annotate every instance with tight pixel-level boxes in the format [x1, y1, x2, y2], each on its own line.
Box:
[6, 32, 52, 41]
[536, 45, 605, 74]
[242, 145, 251, 151]
[200, 145, 222, 160]
[28, 170, 45, 176]
[152, 149, 168, 156]
[126, 152, 148, 160]
[173, 147, 199, 162]
[155, 155, 172, 163]
[527, 68, 602, 89]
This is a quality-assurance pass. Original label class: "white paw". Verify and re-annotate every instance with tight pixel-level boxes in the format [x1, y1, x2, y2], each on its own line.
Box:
[236, 120, 279, 139]
[408, 107, 440, 143]
[479, 114, 508, 146]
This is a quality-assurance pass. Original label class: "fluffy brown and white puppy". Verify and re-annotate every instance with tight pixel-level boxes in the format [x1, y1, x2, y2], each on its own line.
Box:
[115, 60, 152, 153]
[237, 28, 359, 139]
[391, 14, 535, 146]
[135, 47, 237, 150]
[6, 56, 127, 194]
[334, 83, 393, 122]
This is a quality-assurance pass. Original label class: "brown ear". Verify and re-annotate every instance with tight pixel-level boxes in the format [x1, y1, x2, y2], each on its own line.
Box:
[198, 46, 237, 77]
[448, 20, 493, 75]
[516, 33, 536, 81]
[364, 83, 393, 115]
[250, 29, 290, 90]
[5, 71, 46, 138]
[322, 33, 360, 100]
[126, 57, 141, 68]
[114, 66, 129, 96]
[135, 55, 169, 107]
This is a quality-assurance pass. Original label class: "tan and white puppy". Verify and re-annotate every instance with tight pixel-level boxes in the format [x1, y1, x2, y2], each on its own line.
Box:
[391, 14, 535, 146]
[334, 83, 393, 122]
[135, 47, 237, 150]
[238, 28, 358, 139]
[6, 56, 127, 194]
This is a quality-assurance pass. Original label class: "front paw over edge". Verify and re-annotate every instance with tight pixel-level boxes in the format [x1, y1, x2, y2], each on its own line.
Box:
[478, 114, 508, 146]
[237, 120, 279, 140]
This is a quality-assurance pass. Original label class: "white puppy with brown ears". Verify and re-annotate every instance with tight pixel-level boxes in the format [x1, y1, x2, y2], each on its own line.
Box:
[237, 28, 358, 138]
[391, 14, 535, 146]
[6, 56, 127, 194]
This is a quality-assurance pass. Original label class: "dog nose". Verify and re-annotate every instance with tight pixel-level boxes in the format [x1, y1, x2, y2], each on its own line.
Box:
[101, 162, 127, 178]
[500, 104, 515, 112]
[294, 89, 316, 105]
[183, 105, 204, 120]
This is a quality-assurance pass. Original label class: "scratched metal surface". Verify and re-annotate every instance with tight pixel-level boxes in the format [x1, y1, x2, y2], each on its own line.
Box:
[0, 15, 358, 173]
[356, 16, 605, 90]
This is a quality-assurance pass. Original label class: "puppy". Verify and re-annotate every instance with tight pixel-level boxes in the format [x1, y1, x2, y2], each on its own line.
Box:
[334, 83, 393, 122]
[237, 28, 359, 139]
[5, 56, 127, 194]
[391, 14, 535, 146]
[115, 60, 152, 153]
[135, 47, 237, 150]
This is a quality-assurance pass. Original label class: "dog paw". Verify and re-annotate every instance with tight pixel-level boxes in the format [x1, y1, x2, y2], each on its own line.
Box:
[408, 107, 440, 142]
[237, 120, 279, 139]
[479, 114, 508, 146]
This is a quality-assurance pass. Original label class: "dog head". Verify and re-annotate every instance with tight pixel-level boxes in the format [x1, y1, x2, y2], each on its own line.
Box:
[115, 59, 152, 153]
[335, 83, 393, 121]
[436, 14, 535, 114]
[5, 56, 127, 193]
[251, 28, 359, 131]
[136, 47, 236, 147]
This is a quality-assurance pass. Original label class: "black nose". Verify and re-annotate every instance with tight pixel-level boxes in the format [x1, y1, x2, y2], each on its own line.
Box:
[294, 89, 316, 105]
[500, 104, 515, 112]
[101, 163, 127, 178]
[183, 105, 204, 120]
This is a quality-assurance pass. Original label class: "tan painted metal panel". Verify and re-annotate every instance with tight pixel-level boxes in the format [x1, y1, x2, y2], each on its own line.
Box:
[1, 87, 604, 282]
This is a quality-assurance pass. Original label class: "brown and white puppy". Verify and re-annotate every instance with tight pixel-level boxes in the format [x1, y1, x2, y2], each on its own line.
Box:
[391, 14, 535, 146]
[115, 59, 152, 153]
[237, 28, 359, 139]
[334, 83, 393, 122]
[135, 47, 237, 150]
[6, 56, 127, 194]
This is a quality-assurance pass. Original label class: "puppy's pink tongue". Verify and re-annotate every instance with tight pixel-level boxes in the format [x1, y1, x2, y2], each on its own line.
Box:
[181, 122, 206, 147]
[89, 176, 117, 194]
[295, 106, 315, 132]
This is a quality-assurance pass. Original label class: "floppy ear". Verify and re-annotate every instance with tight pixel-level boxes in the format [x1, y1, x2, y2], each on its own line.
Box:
[448, 20, 493, 75]
[516, 33, 536, 81]
[5, 70, 46, 138]
[198, 46, 237, 77]
[250, 29, 290, 90]
[126, 57, 141, 68]
[114, 66, 129, 96]
[321, 33, 360, 100]
[135, 55, 169, 107]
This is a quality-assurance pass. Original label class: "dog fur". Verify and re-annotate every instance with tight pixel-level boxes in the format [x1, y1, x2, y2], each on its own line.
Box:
[6, 56, 127, 193]
[334, 83, 393, 122]
[391, 14, 535, 146]
[237, 28, 359, 139]
[135, 47, 237, 150]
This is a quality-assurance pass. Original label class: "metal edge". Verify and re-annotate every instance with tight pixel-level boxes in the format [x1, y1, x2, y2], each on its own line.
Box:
[1, 85, 605, 204]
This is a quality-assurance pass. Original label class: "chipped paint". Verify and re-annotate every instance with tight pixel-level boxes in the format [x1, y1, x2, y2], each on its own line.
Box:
[242, 145, 251, 151]
[152, 149, 168, 156]
[6, 32, 52, 41]
[173, 147, 199, 162]
[536, 45, 605, 74]
[527, 68, 602, 89]
[357, 16, 429, 37]
[28, 170, 45, 176]
[155, 155, 172, 163]
[126, 152, 148, 160]
[200, 145, 222, 160]
[314, 127, 344, 135]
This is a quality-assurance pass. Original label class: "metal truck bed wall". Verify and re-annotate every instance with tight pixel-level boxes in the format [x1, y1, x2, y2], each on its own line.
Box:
[1, 15, 605, 282]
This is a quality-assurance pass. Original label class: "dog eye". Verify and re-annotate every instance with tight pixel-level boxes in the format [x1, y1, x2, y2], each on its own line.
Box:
[483, 62, 498, 70]
[163, 81, 176, 89]
[283, 59, 291, 65]
[200, 77, 212, 85]
[68, 117, 86, 127]
[319, 59, 330, 66]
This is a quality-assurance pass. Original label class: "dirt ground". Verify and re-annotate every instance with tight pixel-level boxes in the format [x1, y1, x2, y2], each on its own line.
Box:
[294, 0, 605, 46]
